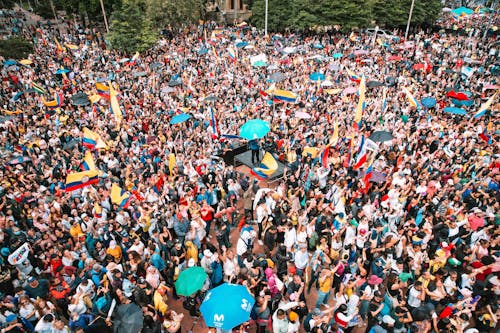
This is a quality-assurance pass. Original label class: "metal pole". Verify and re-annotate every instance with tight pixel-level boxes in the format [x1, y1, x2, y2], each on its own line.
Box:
[100, 0, 109, 33]
[50, 0, 58, 23]
[234, 0, 237, 23]
[405, 0, 415, 40]
[265, 0, 268, 36]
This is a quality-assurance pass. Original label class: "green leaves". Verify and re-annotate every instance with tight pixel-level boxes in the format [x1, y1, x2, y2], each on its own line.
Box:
[250, 0, 442, 32]
[0, 37, 34, 60]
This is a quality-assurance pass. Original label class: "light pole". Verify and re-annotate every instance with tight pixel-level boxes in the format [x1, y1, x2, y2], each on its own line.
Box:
[100, 0, 109, 33]
[265, 0, 268, 36]
[483, 0, 498, 40]
[405, 0, 415, 40]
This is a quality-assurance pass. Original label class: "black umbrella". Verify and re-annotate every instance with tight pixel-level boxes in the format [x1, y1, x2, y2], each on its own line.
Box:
[385, 76, 396, 87]
[113, 303, 143, 333]
[369, 130, 393, 142]
[204, 95, 217, 102]
[71, 92, 90, 106]
[168, 80, 182, 87]
[62, 139, 79, 151]
[270, 72, 286, 83]
[367, 80, 384, 88]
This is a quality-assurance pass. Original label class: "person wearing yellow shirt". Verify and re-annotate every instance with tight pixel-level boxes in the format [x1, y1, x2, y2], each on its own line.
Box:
[153, 284, 169, 315]
[316, 269, 333, 309]
[185, 241, 198, 265]
[106, 240, 122, 262]
[69, 221, 83, 240]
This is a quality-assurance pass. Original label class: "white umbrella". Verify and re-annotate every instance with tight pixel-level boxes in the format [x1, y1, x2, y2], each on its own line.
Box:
[295, 111, 312, 119]
[321, 80, 334, 87]
[283, 47, 296, 54]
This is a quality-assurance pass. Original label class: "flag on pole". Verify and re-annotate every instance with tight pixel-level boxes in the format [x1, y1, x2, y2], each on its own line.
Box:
[479, 129, 492, 145]
[109, 82, 123, 125]
[474, 93, 497, 119]
[328, 122, 339, 147]
[402, 87, 421, 110]
[362, 156, 375, 193]
[54, 37, 64, 53]
[65, 170, 100, 192]
[346, 68, 361, 83]
[93, 202, 102, 218]
[381, 87, 388, 113]
[111, 184, 133, 209]
[353, 135, 367, 169]
[32, 82, 46, 95]
[227, 47, 237, 63]
[353, 76, 366, 130]
[320, 146, 330, 168]
[129, 52, 140, 66]
[251, 152, 278, 180]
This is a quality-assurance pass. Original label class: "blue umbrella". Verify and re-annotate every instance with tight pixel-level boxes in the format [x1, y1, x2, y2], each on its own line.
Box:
[3, 59, 16, 67]
[451, 98, 474, 107]
[309, 72, 325, 82]
[55, 68, 70, 74]
[443, 107, 467, 115]
[252, 61, 267, 68]
[170, 113, 191, 125]
[421, 97, 437, 108]
[451, 6, 473, 16]
[200, 283, 255, 330]
[236, 41, 249, 48]
[332, 52, 343, 59]
[198, 48, 209, 55]
[239, 119, 270, 140]
[313, 43, 324, 49]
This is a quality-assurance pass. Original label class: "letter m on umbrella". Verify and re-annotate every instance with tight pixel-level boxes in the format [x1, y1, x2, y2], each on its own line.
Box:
[214, 314, 224, 323]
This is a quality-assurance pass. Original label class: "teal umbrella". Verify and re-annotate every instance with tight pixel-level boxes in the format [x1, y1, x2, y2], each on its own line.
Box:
[175, 267, 207, 296]
[309, 72, 325, 81]
[239, 119, 270, 140]
[451, 6, 473, 16]
[332, 53, 343, 59]
[252, 61, 267, 67]
[443, 107, 467, 115]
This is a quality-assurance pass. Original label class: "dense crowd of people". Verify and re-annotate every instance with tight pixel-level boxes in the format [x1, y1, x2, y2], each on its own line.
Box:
[0, 6, 499, 333]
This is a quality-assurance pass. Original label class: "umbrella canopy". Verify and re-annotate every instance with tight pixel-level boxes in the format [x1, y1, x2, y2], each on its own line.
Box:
[367, 81, 383, 88]
[295, 111, 311, 119]
[201, 283, 255, 330]
[332, 52, 343, 59]
[483, 84, 499, 90]
[132, 71, 147, 78]
[451, 6, 473, 16]
[239, 119, 270, 140]
[55, 68, 70, 74]
[252, 61, 267, 67]
[321, 80, 333, 87]
[204, 95, 217, 102]
[175, 267, 207, 296]
[283, 47, 296, 54]
[267, 64, 279, 71]
[388, 55, 403, 61]
[412, 63, 425, 71]
[19, 59, 32, 66]
[3, 59, 16, 67]
[269, 72, 285, 83]
[421, 97, 437, 108]
[313, 43, 324, 49]
[446, 90, 470, 101]
[168, 80, 182, 87]
[354, 49, 368, 56]
[328, 63, 340, 71]
[309, 72, 325, 82]
[113, 303, 143, 333]
[443, 107, 467, 115]
[236, 41, 249, 48]
[8, 156, 32, 165]
[343, 86, 358, 95]
[71, 92, 90, 106]
[369, 130, 393, 142]
[150, 62, 163, 70]
[170, 113, 191, 125]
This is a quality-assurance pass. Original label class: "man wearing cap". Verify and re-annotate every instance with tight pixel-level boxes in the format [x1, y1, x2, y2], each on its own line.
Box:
[2, 314, 25, 333]
[24, 276, 49, 299]
[200, 249, 214, 274]
[271, 299, 303, 333]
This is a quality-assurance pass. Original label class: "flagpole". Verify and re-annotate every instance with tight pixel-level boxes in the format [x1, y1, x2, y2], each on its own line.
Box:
[100, 0, 109, 33]
[404, 0, 415, 40]
[264, 0, 268, 36]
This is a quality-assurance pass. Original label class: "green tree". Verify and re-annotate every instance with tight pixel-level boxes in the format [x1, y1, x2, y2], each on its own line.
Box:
[0, 37, 34, 60]
[146, 0, 207, 29]
[372, 0, 441, 29]
[250, 0, 294, 32]
[107, 0, 157, 53]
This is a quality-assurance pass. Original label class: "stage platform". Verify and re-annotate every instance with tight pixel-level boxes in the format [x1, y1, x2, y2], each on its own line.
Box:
[234, 150, 286, 181]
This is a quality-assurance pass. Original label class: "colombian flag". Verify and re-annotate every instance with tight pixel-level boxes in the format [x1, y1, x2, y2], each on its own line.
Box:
[353, 76, 366, 130]
[54, 37, 64, 53]
[227, 47, 237, 63]
[109, 82, 122, 125]
[353, 135, 367, 170]
[153, 175, 165, 194]
[96, 82, 110, 99]
[346, 68, 361, 83]
[209, 106, 219, 139]
[273, 89, 297, 103]
[111, 184, 133, 209]
[65, 170, 99, 192]
[329, 122, 339, 147]
[43, 91, 64, 109]
[82, 128, 100, 150]
[402, 87, 421, 110]
[32, 82, 46, 95]
[251, 152, 278, 180]
[80, 151, 97, 171]
[93, 202, 103, 218]
[320, 146, 330, 168]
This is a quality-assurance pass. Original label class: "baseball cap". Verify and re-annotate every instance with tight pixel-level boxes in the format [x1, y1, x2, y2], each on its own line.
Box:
[312, 308, 322, 316]
[27, 276, 36, 283]
[5, 314, 17, 323]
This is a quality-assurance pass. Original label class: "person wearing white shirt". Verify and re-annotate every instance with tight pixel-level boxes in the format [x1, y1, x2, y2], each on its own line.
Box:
[272, 301, 300, 333]
[294, 244, 309, 274]
[283, 224, 297, 253]
[443, 271, 458, 295]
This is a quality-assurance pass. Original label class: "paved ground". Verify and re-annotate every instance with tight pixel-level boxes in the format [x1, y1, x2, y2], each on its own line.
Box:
[169, 165, 368, 333]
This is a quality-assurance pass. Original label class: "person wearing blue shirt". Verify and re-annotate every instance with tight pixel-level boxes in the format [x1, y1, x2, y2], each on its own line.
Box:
[249, 139, 260, 165]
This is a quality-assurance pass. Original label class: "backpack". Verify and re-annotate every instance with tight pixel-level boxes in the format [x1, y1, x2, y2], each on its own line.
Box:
[308, 231, 319, 251]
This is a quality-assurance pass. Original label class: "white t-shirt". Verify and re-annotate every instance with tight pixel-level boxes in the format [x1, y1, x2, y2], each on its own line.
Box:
[408, 286, 422, 308]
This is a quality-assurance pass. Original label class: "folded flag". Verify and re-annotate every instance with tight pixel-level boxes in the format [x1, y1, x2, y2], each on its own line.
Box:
[251, 152, 278, 180]
[402, 87, 421, 110]
[273, 89, 297, 103]
[93, 202, 102, 218]
[227, 47, 237, 63]
[353, 76, 366, 130]
[320, 146, 330, 168]
[109, 82, 123, 125]
[111, 183, 133, 209]
[65, 170, 99, 192]
[346, 68, 361, 83]
[353, 135, 367, 170]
